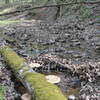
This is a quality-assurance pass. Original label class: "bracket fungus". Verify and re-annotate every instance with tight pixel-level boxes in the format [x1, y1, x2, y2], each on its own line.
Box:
[45, 75, 61, 84]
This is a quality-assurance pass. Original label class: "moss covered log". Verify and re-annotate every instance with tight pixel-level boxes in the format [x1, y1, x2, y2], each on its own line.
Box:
[0, 46, 67, 100]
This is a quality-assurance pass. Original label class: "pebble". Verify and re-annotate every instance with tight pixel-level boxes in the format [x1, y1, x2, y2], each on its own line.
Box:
[71, 39, 79, 42]
[73, 54, 82, 58]
[74, 42, 81, 46]
[68, 95, 75, 100]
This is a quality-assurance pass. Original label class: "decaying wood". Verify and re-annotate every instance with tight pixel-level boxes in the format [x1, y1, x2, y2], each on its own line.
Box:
[0, 45, 67, 100]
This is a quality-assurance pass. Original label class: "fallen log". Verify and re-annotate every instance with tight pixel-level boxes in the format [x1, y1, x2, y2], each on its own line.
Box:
[0, 45, 67, 100]
[0, 1, 100, 16]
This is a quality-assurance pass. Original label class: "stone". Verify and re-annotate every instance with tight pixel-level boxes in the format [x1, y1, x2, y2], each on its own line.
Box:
[21, 93, 31, 100]
[68, 95, 75, 100]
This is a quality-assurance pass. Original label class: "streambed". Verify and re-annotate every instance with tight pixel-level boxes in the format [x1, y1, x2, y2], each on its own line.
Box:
[0, 20, 100, 100]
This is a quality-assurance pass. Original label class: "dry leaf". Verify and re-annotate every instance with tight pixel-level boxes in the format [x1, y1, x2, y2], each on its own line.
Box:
[29, 62, 41, 68]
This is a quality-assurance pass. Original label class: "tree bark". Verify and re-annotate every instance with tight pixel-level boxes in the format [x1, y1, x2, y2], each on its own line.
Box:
[0, 45, 67, 100]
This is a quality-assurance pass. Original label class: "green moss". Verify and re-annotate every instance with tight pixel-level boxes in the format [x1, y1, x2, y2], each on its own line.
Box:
[0, 46, 25, 71]
[0, 46, 67, 100]
[24, 72, 67, 100]
[0, 20, 20, 26]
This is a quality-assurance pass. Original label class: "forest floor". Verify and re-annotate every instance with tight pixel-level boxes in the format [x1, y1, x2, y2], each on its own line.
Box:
[0, 4, 100, 100]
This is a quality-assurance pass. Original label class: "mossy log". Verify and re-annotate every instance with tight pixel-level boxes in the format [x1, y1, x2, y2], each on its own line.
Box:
[0, 46, 67, 100]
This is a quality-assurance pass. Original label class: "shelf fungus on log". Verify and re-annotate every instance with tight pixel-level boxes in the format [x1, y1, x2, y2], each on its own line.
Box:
[45, 75, 61, 84]
[0, 45, 67, 100]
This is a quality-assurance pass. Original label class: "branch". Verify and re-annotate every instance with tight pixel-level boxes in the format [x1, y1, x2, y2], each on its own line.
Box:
[0, 1, 100, 16]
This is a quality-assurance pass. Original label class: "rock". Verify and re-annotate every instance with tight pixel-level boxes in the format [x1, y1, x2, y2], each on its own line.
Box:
[67, 50, 74, 54]
[65, 34, 71, 37]
[68, 95, 75, 100]
[45, 75, 61, 84]
[74, 42, 81, 46]
[21, 93, 31, 100]
[73, 54, 82, 58]
[95, 46, 100, 50]
[71, 39, 79, 42]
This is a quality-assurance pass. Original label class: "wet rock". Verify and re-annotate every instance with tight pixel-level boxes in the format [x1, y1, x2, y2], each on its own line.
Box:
[95, 46, 100, 51]
[54, 47, 65, 52]
[65, 33, 71, 37]
[74, 42, 81, 46]
[73, 54, 82, 58]
[68, 95, 75, 100]
[95, 42, 100, 52]
[66, 51, 74, 54]
[71, 39, 79, 42]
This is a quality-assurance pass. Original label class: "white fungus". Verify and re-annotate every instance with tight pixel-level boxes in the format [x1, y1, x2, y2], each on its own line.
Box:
[45, 75, 61, 84]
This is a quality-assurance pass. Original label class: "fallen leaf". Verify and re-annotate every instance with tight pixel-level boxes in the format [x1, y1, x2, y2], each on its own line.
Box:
[29, 62, 41, 68]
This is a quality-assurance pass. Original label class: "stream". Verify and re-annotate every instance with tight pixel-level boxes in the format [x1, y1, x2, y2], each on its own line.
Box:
[0, 19, 100, 100]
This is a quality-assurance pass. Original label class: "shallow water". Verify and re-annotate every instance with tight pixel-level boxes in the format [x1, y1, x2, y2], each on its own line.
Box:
[0, 21, 100, 100]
